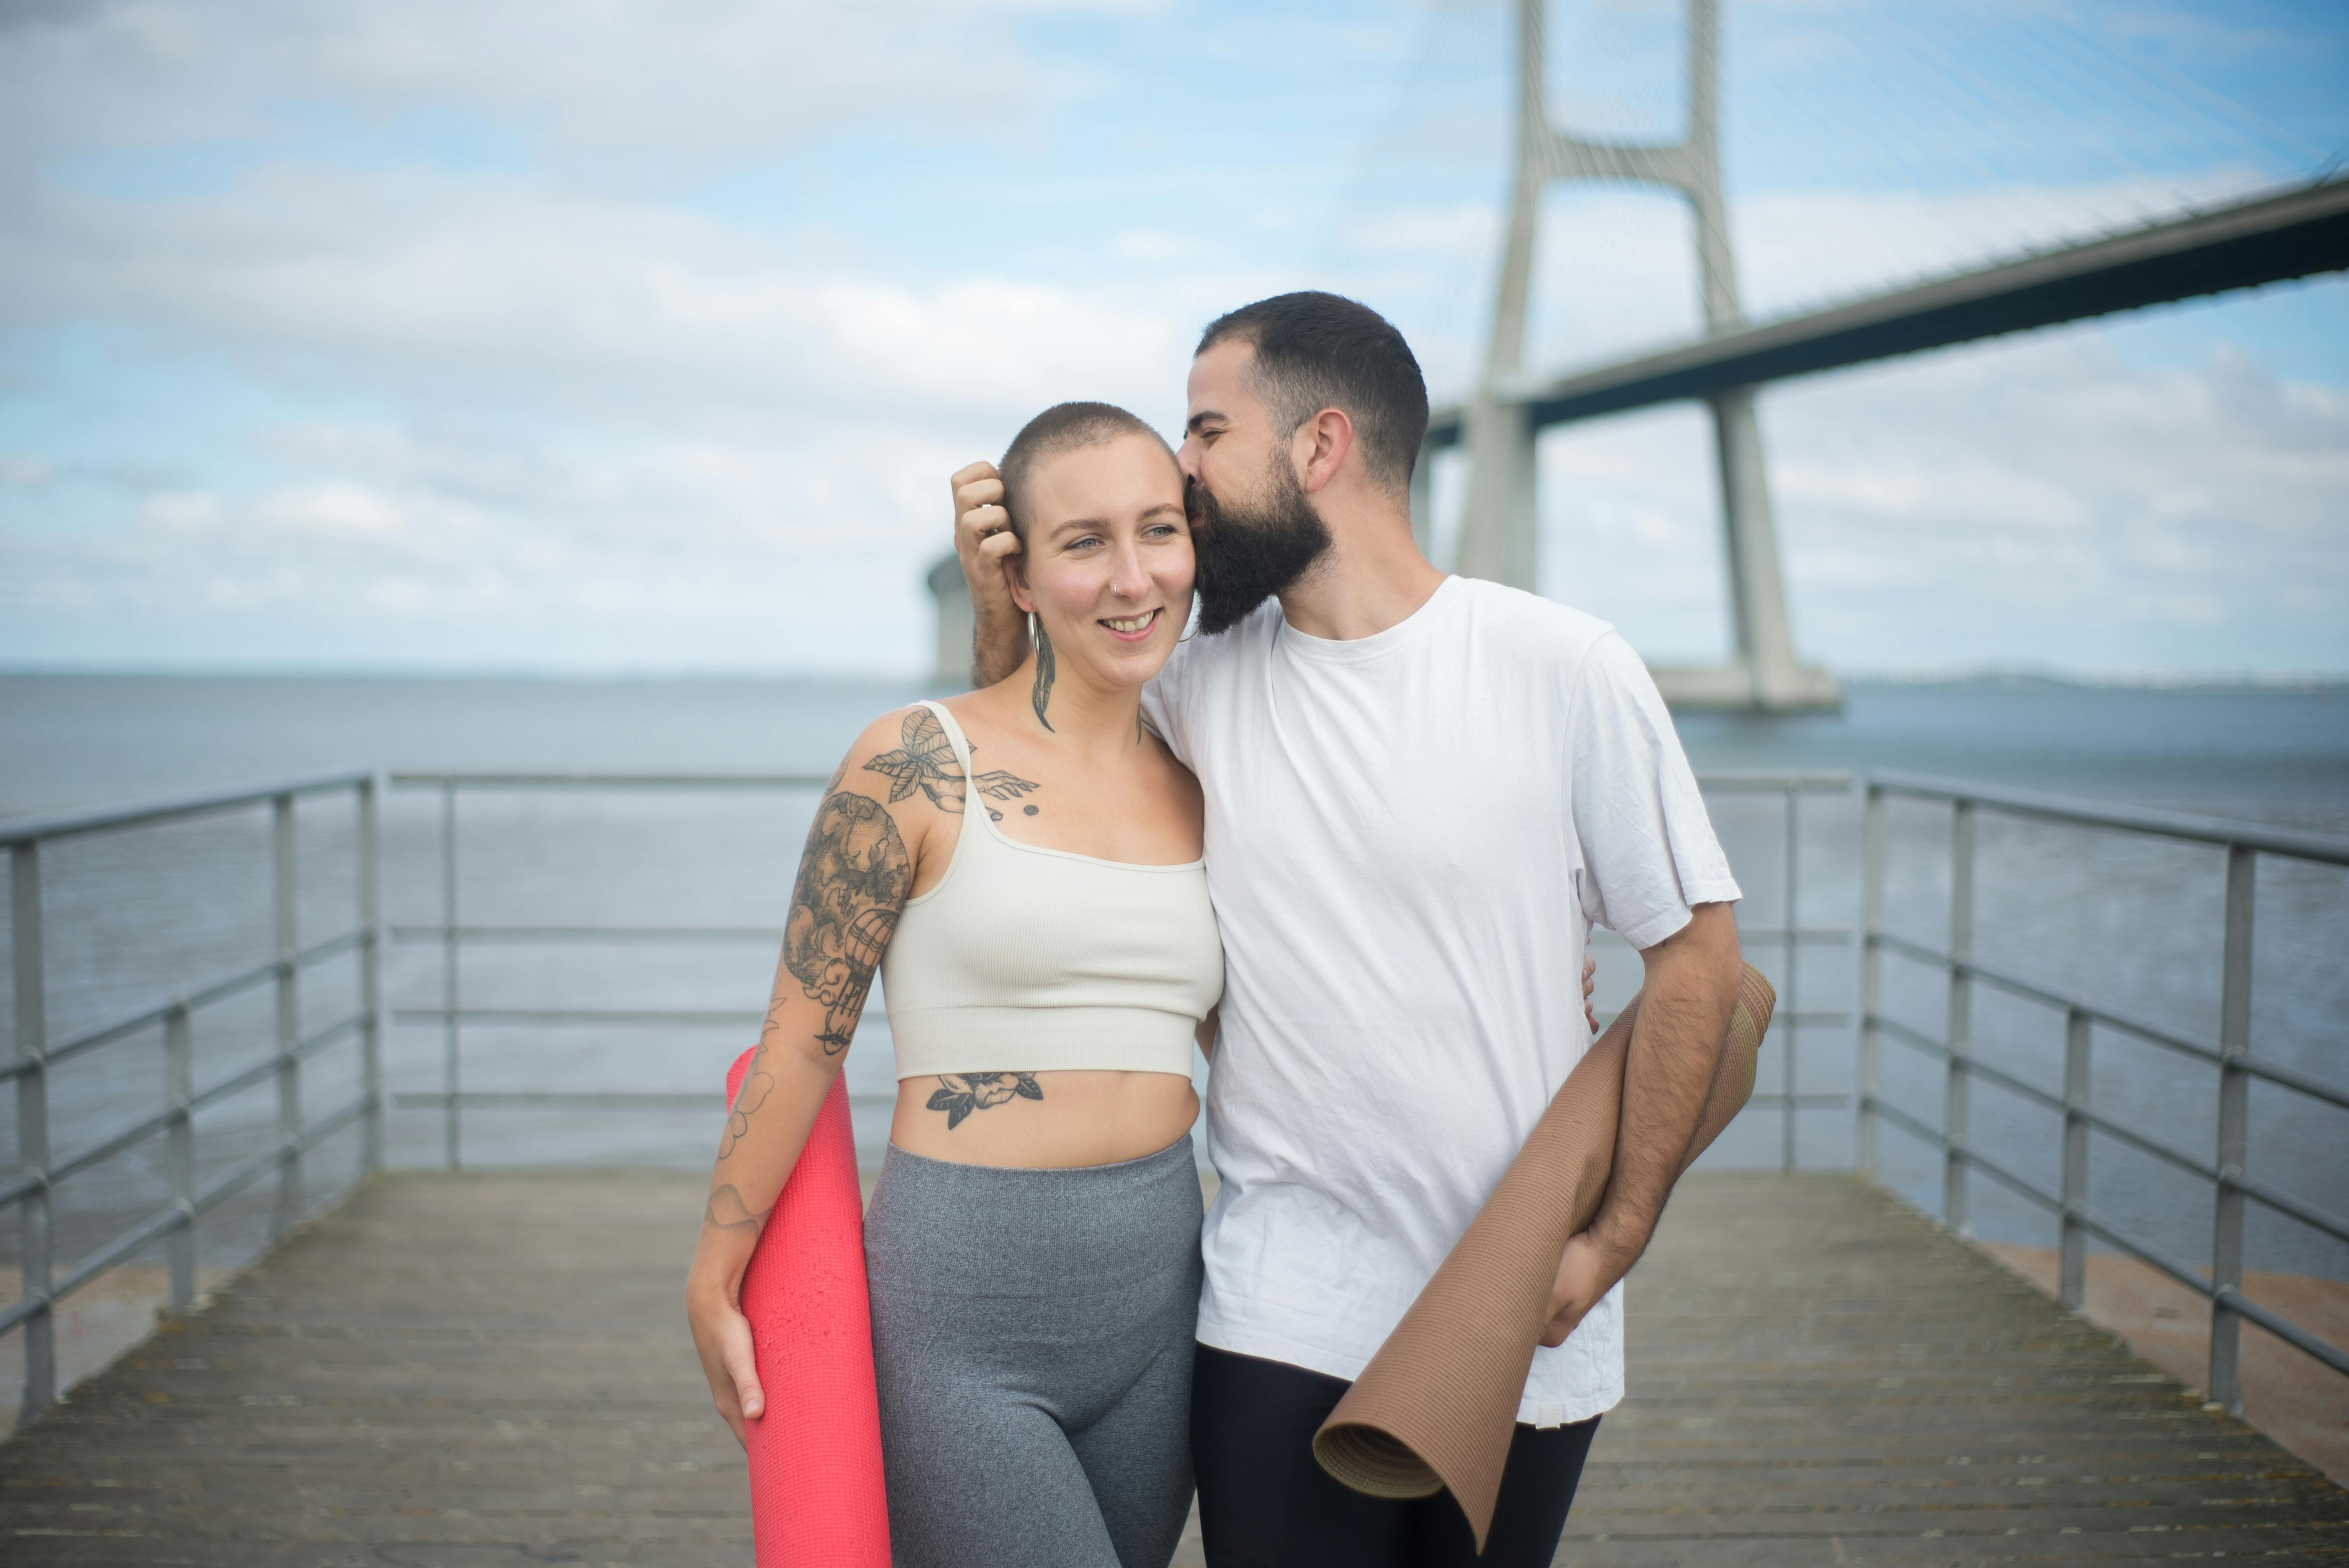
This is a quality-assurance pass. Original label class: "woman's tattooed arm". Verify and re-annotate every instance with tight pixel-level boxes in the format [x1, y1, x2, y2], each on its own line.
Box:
[783, 791, 911, 1052]
[708, 736, 921, 1194]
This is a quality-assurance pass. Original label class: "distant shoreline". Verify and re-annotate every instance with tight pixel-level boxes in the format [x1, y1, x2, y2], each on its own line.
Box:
[3, 666, 2344, 694]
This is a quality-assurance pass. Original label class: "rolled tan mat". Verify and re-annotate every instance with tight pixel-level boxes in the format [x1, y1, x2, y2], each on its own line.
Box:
[1312, 962, 1776, 1548]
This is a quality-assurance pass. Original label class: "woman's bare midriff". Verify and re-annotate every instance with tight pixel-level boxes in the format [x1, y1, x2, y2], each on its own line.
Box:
[888, 1069, 1200, 1169]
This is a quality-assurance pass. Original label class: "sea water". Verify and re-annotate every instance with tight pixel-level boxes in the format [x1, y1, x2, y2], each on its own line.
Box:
[2, 673, 2344, 1286]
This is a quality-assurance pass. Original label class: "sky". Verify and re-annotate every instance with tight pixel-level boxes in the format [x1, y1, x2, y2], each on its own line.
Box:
[0, 0, 2344, 680]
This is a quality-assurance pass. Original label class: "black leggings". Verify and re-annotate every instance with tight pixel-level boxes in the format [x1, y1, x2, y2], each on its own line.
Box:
[1190, 1344, 1600, 1568]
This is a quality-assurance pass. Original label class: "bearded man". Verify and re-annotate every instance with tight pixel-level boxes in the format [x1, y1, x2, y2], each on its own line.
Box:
[950, 291, 1745, 1568]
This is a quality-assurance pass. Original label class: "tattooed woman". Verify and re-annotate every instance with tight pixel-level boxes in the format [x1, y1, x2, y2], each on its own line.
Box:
[686, 401, 1222, 1568]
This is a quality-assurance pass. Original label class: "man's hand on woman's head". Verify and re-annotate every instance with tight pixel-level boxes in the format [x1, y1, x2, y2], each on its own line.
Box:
[952, 461, 1016, 566]
[951, 461, 1033, 686]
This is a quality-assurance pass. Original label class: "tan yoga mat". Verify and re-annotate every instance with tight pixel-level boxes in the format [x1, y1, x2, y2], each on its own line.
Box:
[1312, 962, 1776, 1549]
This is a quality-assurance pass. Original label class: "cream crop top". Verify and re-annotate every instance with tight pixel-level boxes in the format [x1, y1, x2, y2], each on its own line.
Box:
[878, 701, 1223, 1080]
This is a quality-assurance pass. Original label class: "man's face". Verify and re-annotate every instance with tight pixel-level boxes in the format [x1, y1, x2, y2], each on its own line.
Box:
[1178, 339, 1275, 506]
[1180, 339, 1333, 634]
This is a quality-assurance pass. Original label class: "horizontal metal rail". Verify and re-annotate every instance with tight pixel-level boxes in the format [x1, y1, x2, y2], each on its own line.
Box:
[0, 1014, 368, 1208]
[393, 1008, 766, 1027]
[390, 924, 781, 945]
[389, 772, 830, 789]
[1870, 767, 2349, 866]
[0, 929, 370, 1085]
[391, 1090, 900, 1111]
[1871, 932, 2349, 1113]
[0, 768, 373, 847]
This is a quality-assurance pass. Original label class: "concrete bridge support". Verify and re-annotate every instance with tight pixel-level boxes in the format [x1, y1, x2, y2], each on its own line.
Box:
[1455, 0, 1836, 710]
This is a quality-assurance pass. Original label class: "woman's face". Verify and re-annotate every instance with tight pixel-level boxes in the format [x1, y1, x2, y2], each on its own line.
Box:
[1010, 433, 1195, 692]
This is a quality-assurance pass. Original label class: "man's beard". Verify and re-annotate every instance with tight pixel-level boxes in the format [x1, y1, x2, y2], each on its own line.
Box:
[1190, 457, 1333, 636]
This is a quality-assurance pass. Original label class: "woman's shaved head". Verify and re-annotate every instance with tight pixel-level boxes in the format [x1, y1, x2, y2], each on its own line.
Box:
[999, 402, 1176, 540]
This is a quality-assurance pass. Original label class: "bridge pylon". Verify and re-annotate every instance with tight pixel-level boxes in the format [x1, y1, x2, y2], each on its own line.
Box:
[1452, 0, 1836, 710]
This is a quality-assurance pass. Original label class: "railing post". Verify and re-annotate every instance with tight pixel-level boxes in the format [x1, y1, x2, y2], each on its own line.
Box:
[1856, 782, 1884, 1180]
[1781, 786, 1800, 1173]
[1943, 799, 1975, 1234]
[165, 999, 196, 1310]
[11, 841, 56, 1421]
[2059, 1004, 2091, 1310]
[358, 777, 384, 1175]
[271, 793, 303, 1239]
[441, 780, 461, 1172]
[2210, 843, 2255, 1415]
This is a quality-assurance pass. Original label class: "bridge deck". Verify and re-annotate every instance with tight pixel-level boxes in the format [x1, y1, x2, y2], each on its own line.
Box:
[0, 1172, 2339, 1566]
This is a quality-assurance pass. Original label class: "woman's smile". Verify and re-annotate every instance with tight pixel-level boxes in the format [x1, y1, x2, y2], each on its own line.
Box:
[1100, 607, 1163, 642]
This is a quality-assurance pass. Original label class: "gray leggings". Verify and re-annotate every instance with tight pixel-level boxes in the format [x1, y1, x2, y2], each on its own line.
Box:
[866, 1138, 1204, 1568]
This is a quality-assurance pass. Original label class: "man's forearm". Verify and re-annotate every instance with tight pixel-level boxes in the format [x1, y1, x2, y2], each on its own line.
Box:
[971, 598, 1031, 686]
[1586, 907, 1741, 1270]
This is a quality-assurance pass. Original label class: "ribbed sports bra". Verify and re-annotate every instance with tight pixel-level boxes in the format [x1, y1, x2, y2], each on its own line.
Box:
[879, 702, 1224, 1081]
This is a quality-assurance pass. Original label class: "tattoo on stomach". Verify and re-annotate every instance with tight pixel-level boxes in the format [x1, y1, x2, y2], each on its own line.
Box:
[926, 1072, 1043, 1129]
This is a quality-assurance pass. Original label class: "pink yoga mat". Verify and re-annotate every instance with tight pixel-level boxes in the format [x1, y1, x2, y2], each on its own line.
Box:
[721, 1053, 891, 1568]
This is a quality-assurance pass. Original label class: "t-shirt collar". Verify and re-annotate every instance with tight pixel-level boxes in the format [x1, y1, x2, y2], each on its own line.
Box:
[1276, 575, 1460, 665]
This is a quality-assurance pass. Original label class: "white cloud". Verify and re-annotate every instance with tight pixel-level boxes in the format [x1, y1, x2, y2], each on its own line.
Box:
[1521, 324, 2349, 673]
[1, 163, 1188, 425]
[0, 0, 1147, 170]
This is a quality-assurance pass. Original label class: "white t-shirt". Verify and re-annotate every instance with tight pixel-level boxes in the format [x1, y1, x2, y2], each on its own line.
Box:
[1142, 575, 1740, 1425]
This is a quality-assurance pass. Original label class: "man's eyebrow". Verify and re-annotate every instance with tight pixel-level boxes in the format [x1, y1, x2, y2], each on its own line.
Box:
[1185, 409, 1226, 434]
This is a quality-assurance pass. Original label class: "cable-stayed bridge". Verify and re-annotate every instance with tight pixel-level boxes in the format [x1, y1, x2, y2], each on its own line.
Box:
[1422, 0, 2349, 710]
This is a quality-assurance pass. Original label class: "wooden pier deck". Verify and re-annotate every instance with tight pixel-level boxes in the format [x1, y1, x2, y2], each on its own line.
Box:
[0, 1171, 2340, 1566]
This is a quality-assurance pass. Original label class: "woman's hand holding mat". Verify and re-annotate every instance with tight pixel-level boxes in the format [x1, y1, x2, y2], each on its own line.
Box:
[1311, 963, 1776, 1550]
[716, 1051, 891, 1568]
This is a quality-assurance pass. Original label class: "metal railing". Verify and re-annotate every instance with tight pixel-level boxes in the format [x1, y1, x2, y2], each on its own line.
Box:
[1856, 768, 2349, 1413]
[388, 770, 1855, 1171]
[17, 760, 2340, 1429]
[1, 770, 386, 1424]
[384, 772, 828, 1168]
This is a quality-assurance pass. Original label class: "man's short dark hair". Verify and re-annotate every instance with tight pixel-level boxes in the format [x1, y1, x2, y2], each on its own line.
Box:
[999, 401, 1173, 539]
[1195, 292, 1428, 498]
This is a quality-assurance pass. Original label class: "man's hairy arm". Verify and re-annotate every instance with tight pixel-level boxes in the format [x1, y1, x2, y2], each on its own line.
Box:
[951, 461, 1032, 686]
[1541, 902, 1742, 1343]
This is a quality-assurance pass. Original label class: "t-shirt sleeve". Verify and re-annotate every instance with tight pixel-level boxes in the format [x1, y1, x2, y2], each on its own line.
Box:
[1567, 630, 1742, 948]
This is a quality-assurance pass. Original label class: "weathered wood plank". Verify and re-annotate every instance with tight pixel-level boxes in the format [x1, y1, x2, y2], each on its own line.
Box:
[0, 1170, 2339, 1567]
[1570, 1175, 2346, 1564]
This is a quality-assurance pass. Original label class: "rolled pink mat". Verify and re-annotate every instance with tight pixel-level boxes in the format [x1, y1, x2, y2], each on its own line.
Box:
[721, 1054, 891, 1568]
[1312, 963, 1775, 1550]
